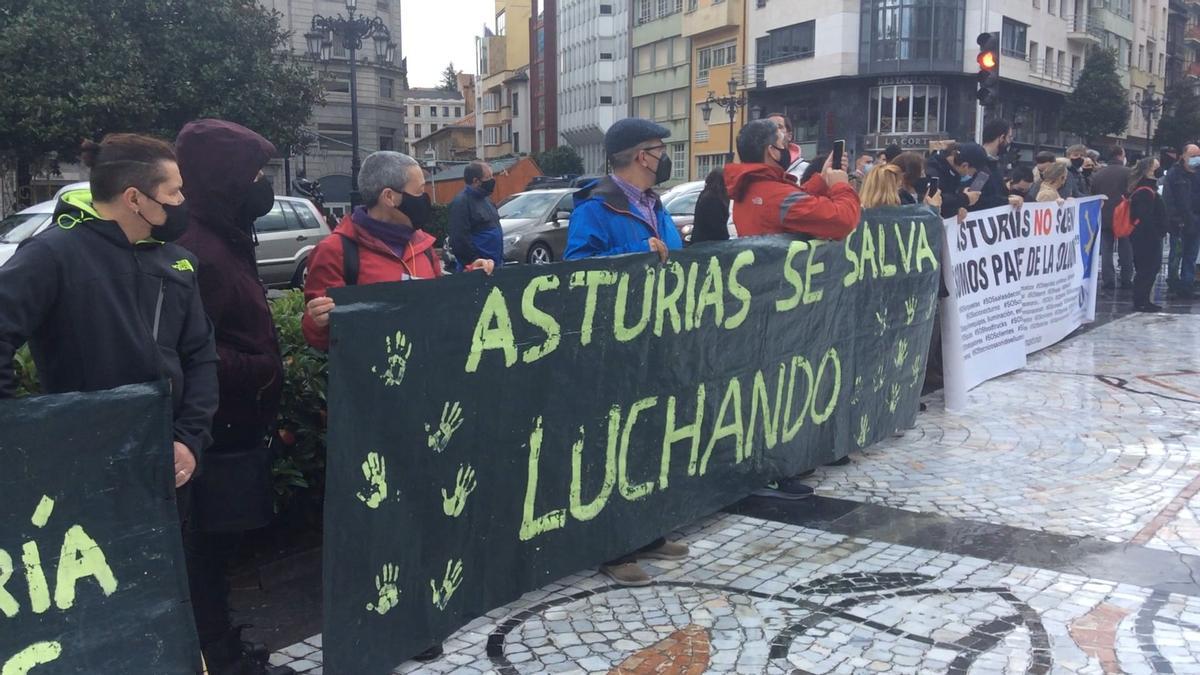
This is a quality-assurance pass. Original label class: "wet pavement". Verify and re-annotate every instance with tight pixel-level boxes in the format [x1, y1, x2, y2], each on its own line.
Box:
[254, 285, 1200, 674]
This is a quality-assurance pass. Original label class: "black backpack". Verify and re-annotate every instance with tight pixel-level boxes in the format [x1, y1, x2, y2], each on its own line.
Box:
[338, 233, 436, 286]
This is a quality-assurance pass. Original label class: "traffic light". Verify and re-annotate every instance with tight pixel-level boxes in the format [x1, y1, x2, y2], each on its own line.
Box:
[976, 32, 1000, 107]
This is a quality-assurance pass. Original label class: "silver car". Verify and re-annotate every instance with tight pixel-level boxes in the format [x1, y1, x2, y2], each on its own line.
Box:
[0, 200, 56, 268]
[501, 189, 575, 265]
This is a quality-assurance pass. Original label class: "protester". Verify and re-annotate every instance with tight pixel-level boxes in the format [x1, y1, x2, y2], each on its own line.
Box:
[1128, 157, 1168, 312]
[692, 168, 731, 243]
[860, 163, 904, 208]
[1063, 144, 1091, 198]
[1036, 162, 1069, 203]
[1090, 146, 1134, 290]
[1006, 166, 1035, 198]
[881, 144, 902, 164]
[766, 112, 805, 180]
[926, 143, 975, 219]
[564, 119, 683, 262]
[563, 118, 689, 587]
[1160, 147, 1180, 178]
[980, 119, 1021, 209]
[448, 161, 503, 271]
[174, 120, 294, 675]
[1027, 151, 1059, 200]
[724, 119, 860, 240]
[1082, 155, 1097, 193]
[1164, 144, 1200, 298]
[851, 153, 874, 190]
[725, 119, 859, 498]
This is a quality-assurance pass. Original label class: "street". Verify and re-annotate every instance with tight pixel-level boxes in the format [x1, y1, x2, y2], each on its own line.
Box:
[263, 301, 1200, 673]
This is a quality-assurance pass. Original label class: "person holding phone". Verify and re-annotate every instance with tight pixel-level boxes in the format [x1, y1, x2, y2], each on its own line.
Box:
[925, 142, 992, 220]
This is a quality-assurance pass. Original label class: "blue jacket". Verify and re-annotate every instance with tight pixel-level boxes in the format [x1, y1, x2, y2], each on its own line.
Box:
[448, 185, 504, 270]
[564, 177, 683, 260]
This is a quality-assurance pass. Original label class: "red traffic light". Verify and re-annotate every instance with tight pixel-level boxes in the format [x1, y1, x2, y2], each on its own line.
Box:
[977, 51, 997, 71]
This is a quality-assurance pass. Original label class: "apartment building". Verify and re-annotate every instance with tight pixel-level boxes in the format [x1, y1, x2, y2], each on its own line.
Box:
[557, 0, 632, 173]
[632, 0, 691, 185]
[402, 89, 467, 155]
[476, 0, 534, 160]
[1166, 0, 1200, 92]
[685, 0, 746, 177]
[1127, 0, 1170, 150]
[530, 0, 560, 155]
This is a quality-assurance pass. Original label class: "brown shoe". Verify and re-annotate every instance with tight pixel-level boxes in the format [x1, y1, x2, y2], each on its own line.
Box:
[638, 539, 690, 561]
[600, 562, 652, 587]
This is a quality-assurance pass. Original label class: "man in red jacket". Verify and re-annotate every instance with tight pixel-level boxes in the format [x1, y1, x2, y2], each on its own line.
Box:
[724, 118, 860, 240]
[725, 119, 861, 500]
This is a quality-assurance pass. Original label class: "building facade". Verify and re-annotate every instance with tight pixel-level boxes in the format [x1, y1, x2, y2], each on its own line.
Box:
[632, 0, 691, 186]
[412, 114, 478, 174]
[1166, 0, 1200, 93]
[685, 0, 746, 178]
[530, 0, 560, 155]
[263, 0, 406, 212]
[557, 0, 632, 174]
[1126, 0, 1170, 152]
[476, 0, 533, 161]
[401, 89, 467, 155]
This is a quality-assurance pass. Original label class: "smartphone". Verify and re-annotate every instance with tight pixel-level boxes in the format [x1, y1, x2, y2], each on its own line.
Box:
[831, 139, 845, 171]
[915, 178, 930, 196]
[927, 176, 940, 197]
[969, 171, 990, 193]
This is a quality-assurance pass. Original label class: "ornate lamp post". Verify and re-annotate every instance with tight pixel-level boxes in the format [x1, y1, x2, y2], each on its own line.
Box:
[700, 77, 747, 163]
[306, 0, 397, 207]
[1134, 83, 1163, 158]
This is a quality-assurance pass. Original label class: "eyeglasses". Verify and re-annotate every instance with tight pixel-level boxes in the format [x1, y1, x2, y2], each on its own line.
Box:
[642, 144, 667, 154]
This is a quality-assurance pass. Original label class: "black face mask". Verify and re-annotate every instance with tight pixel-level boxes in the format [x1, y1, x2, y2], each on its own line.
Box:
[773, 145, 792, 172]
[1082, 168, 1094, 177]
[136, 194, 189, 242]
[241, 178, 275, 222]
[1071, 157, 1085, 170]
[479, 178, 497, 195]
[648, 151, 673, 185]
[397, 192, 433, 225]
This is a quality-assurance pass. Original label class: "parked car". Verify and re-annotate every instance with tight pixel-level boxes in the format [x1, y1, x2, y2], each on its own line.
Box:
[500, 189, 575, 265]
[0, 183, 328, 287]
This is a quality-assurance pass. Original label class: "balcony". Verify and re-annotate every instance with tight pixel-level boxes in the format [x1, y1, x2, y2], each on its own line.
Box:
[681, 0, 743, 38]
[1187, 25, 1200, 45]
[1028, 57, 1080, 88]
[734, 64, 765, 88]
[1189, 62, 1200, 78]
[1065, 14, 1104, 44]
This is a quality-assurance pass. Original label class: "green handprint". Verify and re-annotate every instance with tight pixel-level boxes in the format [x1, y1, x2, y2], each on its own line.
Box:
[873, 364, 886, 392]
[905, 296, 917, 325]
[925, 299, 936, 321]
[355, 452, 388, 509]
[430, 559, 464, 611]
[887, 383, 901, 413]
[371, 331, 412, 386]
[365, 563, 400, 615]
[874, 308, 888, 335]
[850, 375, 863, 405]
[425, 401, 465, 454]
[441, 464, 477, 518]
[911, 355, 925, 387]
[895, 338, 909, 368]
[855, 415, 870, 447]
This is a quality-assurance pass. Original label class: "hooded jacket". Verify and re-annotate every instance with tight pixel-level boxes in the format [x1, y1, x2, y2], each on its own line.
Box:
[176, 119, 283, 452]
[723, 163, 860, 240]
[302, 213, 442, 351]
[564, 176, 683, 260]
[0, 188, 219, 455]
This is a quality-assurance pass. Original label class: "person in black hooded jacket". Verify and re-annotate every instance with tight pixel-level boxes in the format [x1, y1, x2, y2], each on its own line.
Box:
[0, 134, 218, 478]
[175, 119, 294, 675]
[1128, 157, 1168, 312]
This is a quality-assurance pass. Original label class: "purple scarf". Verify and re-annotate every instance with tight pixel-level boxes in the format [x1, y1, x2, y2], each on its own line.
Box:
[351, 206, 415, 257]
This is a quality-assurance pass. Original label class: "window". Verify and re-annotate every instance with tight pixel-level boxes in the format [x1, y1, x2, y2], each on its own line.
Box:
[377, 0, 389, 9]
[868, 85, 946, 134]
[485, 126, 501, 146]
[317, 123, 353, 151]
[512, 91, 520, 116]
[430, 124, 438, 133]
[431, 106, 438, 117]
[761, 21, 815, 63]
[861, 0, 964, 68]
[1002, 18, 1028, 58]
[600, 51, 614, 60]
[513, 132, 520, 154]
[454, 106, 462, 117]
[413, 124, 422, 138]
[600, 4, 613, 14]
[600, 95, 614, 104]
[443, 106, 450, 116]
[1044, 45, 1054, 75]
[288, 202, 323, 231]
[639, 0, 652, 23]
[483, 93, 500, 112]
[696, 154, 727, 177]
[379, 127, 396, 151]
[688, 0, 698, 9]
[496, 10, 507, 36]
[324, 74, 350, 94]
[410, 105, 420, 117]
[253, 203, 294, 233]
[671, 143, 687, 181]
[697, 41, 737, 78]
[380, 77, 394, 100]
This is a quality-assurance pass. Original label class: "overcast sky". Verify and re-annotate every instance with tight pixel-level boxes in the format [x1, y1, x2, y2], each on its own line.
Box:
[402, 0, 496, 89]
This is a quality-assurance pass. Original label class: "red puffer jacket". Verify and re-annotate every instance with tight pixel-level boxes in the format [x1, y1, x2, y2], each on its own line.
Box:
[724, 163, 861, 240]
[302, 215, 442, 351]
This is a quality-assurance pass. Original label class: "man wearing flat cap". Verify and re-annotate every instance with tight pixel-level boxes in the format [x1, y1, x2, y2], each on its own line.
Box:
[563, 118, 690, 587]
[565, 118, 683, 262]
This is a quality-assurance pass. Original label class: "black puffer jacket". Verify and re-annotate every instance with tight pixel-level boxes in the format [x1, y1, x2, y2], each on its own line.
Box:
[0, 188, 219, 456]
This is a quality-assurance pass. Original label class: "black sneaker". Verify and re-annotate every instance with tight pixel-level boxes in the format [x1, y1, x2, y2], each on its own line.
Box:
[751, 477, 814, 500]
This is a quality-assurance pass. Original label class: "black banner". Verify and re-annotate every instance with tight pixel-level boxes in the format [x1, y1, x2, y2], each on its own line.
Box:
[323, 206, 943, 673]
[0, 383, 199, 674]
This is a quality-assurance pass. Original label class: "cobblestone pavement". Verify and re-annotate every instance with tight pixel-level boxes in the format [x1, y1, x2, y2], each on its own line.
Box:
[272, 314, 1200, 673]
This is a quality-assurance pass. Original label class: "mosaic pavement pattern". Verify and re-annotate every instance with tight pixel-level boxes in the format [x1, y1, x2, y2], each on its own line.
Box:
[272, 314, 1200, 673]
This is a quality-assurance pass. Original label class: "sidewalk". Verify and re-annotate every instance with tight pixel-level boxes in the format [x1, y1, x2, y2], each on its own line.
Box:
[270, 313, 1200, 674]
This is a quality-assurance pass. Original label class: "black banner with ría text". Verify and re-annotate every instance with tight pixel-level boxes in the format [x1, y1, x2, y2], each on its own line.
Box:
[323, 206, 943, 673]
[0, 383, 200, 674]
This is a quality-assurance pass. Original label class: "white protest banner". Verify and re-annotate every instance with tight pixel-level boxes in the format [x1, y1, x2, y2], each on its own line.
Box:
[940, 196, 1103, 409]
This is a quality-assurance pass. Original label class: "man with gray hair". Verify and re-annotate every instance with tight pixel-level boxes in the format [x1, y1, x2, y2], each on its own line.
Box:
[1063, 144, 1091, 198]
[303, 151, 492, 353]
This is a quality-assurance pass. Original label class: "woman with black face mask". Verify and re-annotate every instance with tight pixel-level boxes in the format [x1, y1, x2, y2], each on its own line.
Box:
[175, 119, 295, 675]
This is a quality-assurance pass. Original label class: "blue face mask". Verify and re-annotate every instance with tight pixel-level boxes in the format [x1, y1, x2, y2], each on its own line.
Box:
[961, 174, 974, 185]
[1189, 157, 1200, 170]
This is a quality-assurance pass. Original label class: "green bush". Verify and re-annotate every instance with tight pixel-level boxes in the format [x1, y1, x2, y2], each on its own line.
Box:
[425, 202, 450, 247]
[11, 290, 329, 514]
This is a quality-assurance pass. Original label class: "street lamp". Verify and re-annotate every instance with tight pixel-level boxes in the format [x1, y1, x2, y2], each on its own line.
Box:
[1134, 83, 1163, 157]
[306, 0, 398, 208]
[700, 76, 747, 163]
